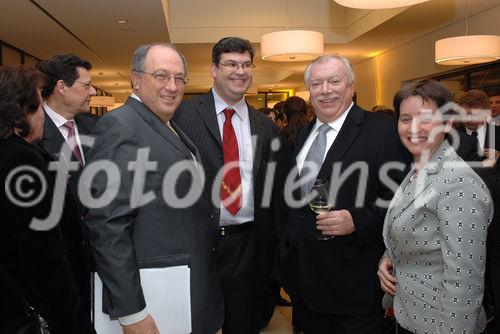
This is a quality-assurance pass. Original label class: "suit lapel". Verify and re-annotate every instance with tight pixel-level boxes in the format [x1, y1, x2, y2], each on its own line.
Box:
[40, 112, 66, 154]
[196, 93, 222, 146]
[248, 105, 265, 179]
[126, 97, 194, 161]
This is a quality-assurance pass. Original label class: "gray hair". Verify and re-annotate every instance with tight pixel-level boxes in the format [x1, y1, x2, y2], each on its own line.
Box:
[304, 54, 355, 88]
[131, 43, 188, 76]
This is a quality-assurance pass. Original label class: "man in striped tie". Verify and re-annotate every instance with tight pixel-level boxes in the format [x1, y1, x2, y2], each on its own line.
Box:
[36, 54, 98, 332]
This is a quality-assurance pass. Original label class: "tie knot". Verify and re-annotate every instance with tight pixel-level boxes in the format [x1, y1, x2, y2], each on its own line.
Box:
[318, 123, 331, 134]
[63, 120, 75, 130]
[223, 108, 236, 119]
[471, 130, 478, 137]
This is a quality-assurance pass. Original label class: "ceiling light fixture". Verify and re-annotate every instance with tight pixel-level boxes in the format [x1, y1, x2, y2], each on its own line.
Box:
[260, 0, 324, 62]
[435, 0, 500, 65]
[333, 0, 430, 9]
[115, 19, 128, 24]
[260, 30, 324, 62]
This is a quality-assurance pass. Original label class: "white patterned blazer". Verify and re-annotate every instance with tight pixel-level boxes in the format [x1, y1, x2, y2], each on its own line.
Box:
[383, 140, 493, 334]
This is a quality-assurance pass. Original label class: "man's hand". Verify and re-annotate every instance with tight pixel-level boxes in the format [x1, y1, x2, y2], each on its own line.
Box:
[316, 209, 355, 237]
[482, 148, 500, 167]
[377, 256, 397, 295]
[123, 315, 159, 334]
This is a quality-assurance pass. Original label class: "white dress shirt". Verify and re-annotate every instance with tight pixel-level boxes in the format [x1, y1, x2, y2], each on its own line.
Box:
[296, 102, 353, 173]
[43, 102, 86, 164]
[212, 88, 255, 225]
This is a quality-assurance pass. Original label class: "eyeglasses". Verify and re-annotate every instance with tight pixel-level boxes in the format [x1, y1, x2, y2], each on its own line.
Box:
[74, 80, 94, 90]
[218, 62, 256, 72]
[135, 70, 188, 85]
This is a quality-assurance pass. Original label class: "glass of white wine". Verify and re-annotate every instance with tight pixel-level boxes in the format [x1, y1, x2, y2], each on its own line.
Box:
[309, 179, 334, 240]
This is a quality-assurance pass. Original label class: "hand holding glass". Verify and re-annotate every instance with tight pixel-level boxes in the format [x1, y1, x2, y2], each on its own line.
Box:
[308, 179, 334, 240]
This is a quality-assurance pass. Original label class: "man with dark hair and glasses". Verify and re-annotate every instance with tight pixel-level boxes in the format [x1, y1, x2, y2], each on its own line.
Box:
[86, 43, 224, 334]
[35, 54, 98, 325]
[173, 37, 282, 333]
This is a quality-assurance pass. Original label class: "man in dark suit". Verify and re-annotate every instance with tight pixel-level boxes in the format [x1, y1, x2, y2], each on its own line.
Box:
[277, 55, 408, 334]
[86, 43, 223, 334]
[172, 37, 281, 334]
[35, 54, 97, 317]
[457, 89, 500, 167]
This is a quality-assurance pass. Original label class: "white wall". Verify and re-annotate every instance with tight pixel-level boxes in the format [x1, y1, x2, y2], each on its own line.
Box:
[353, 5, 500, 111]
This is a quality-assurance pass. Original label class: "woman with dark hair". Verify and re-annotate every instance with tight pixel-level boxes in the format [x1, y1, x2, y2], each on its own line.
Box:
[0, 66, 94, 333]
[378, 79, 493, 333]
[282, 96, 309, 150]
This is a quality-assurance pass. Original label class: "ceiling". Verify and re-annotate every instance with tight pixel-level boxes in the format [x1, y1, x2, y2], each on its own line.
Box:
[0, 0, 498, 102]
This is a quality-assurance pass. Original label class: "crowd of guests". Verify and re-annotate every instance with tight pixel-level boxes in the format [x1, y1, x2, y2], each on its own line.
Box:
[0, 36, 499, 334]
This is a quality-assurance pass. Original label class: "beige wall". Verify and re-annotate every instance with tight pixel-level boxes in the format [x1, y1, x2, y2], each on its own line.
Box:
[353, 5, 500, 111]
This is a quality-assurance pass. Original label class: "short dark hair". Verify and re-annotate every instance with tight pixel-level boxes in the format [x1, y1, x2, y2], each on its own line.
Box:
[486, 87, 500, 98]
[393, 79, 455, 119]
[460, 89, 490, 109]
[0, 66, 46, 139]
[35, 54, 92, 98]
[212, 37, 255, 65]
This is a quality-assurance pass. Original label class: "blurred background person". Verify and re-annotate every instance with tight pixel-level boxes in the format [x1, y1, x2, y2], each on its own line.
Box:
[258, 107, 277, 123]
[378, 80, 493, 334]
[282, 96, 309, 151]
[487, 89, 500, 126]
[457, 89, 500, 167]
[272, 100, 287, 129]
[0, 66, 95, 333]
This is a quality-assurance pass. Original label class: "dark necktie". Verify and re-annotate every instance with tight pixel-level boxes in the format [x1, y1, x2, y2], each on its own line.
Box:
[301, 124, 331, 197]
[471, 130, 478, 137]
[221, 108, 242, 215]
[63, 120, 84, 166]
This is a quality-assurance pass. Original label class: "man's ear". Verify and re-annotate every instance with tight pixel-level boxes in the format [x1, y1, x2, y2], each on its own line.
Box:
[210, 63, 218, 79]
[131, 72, 140, 91]
[55, 79, 67, 96]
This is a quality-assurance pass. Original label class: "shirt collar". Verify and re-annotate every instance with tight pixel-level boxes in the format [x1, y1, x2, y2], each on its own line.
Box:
[43, 102, 73, 128]
[130, 93, 142, 102]
[466, 122, 486, 136]
[311, 101, 353, 134]
[211, 88, 247, 120]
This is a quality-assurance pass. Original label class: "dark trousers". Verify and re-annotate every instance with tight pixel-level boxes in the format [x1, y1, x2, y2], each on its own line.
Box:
[485, 251, 500, 333]
[217, 225, 259, 334]
[296, 297, 385, 334]
[396, 323, 414, 334]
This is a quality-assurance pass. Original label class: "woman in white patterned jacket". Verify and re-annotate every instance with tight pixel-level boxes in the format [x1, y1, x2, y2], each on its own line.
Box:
[377, 79, 493, 334]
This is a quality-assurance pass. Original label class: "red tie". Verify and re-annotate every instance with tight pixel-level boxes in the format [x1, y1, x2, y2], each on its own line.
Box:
[221, 108, 242, 215]
[63, 120, 84, 166]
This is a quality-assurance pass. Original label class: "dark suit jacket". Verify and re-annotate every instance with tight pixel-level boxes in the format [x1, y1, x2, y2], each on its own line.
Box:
[277, 106, 408, 315]
[454, 123, 500, 154]
[0, 134, 94, 334]
[86, 97, 224, 333]
[172, 91, 282, 294]
[37, 112, 97, 310]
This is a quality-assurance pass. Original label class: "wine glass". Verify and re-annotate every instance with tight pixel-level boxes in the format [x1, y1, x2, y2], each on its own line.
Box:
[308, 179, 334, 240]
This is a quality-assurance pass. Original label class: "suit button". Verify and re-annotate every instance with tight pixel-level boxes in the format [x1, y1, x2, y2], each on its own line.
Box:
[300, 215, 304, 219]
[214, 209, 220, 214]
[210, 214, 214, 219]
[211, 247, 215, 253]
